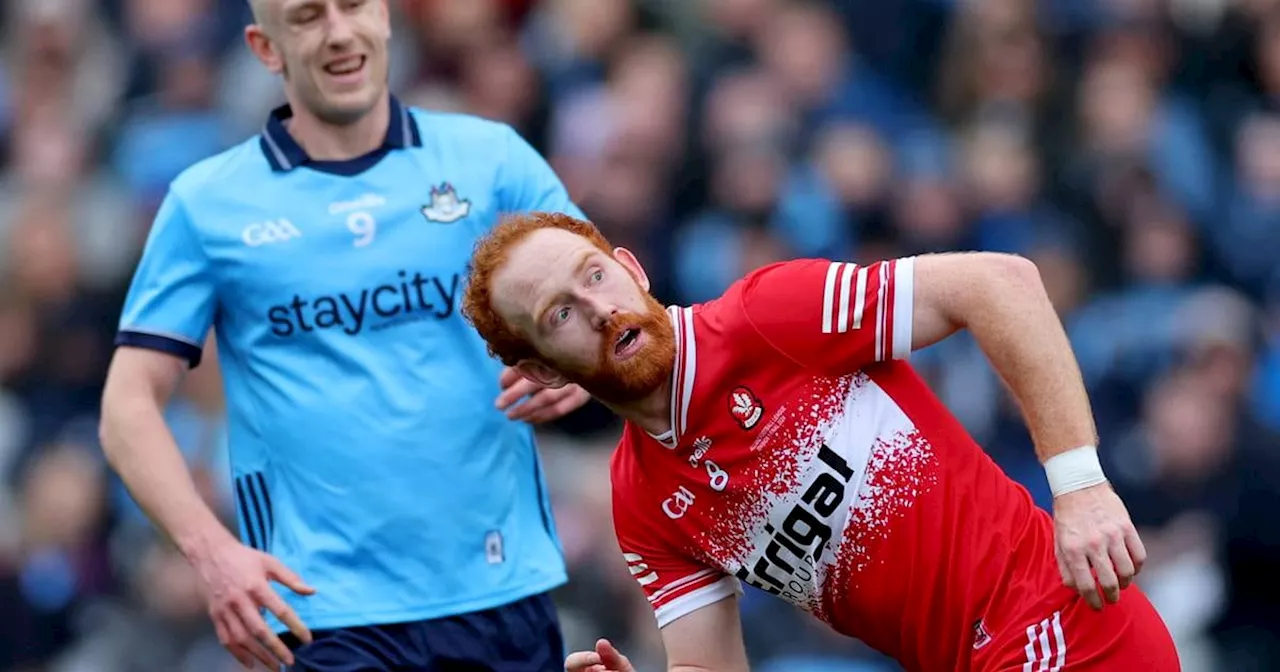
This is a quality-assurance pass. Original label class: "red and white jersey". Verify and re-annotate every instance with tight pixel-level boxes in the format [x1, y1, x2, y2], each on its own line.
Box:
[611, 258, 1069, 671]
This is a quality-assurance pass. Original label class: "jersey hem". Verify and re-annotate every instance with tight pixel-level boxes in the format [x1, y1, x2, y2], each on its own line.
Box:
[270, 571, 568, 634]
[654, 575, 740, 628]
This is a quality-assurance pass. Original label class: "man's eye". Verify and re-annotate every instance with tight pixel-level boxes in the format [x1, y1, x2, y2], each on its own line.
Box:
[554, 307, 570, 324]
[590, 270, 603, 283]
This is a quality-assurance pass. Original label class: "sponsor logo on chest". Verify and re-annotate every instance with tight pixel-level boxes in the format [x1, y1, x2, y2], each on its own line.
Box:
[733, 444, 856, 602]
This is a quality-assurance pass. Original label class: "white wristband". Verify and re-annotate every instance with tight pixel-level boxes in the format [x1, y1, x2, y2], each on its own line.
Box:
[1043, 445, 1108, 498]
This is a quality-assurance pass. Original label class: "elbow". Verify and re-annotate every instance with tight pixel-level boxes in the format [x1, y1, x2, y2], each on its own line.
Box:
[991, 251, 1041, 280]
[98, 382, 151, 471]
[984, 252, 1043, 295]
[98, 393, 123, 469]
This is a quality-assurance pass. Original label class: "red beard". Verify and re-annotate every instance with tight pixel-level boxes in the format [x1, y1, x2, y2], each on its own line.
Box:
[561, 293, 675, 406]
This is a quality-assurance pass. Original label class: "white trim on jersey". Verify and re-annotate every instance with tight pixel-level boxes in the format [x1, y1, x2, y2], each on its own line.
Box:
[852, 265, 868, 330]
[654, 575, 741, 629]
[653, 306, 698, 448]
[822, 262, 841, 334]
[648, 568, 719, 605]
[820, 259, 917, 362]
[678, 306, 696, 437]
[822, 262, 868, 335]
[1022, 611, 1066, 672]
[874, 261, 889, 361]
[117, 325, 203, 347]
[654, 306, 682, 448]
[892, 257, 915, 360]
[624, 552, 659, 587]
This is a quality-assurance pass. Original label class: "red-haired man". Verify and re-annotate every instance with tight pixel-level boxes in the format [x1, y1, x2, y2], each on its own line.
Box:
[462, 212, 1180, 672]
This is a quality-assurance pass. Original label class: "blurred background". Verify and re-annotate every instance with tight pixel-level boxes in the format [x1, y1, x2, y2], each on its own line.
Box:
[0, 0, 1278, 670]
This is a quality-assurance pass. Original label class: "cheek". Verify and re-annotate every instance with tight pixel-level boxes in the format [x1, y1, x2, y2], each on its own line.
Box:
[280, 41, 316, 74]
[613, 282, 648, 311]
[547, 329, 599, 366]
[361, 10, 392, 42]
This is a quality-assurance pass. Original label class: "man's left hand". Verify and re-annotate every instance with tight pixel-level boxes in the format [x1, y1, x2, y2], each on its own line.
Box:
[1052, 483, 1146, 610]
[496, 366, 591, 423]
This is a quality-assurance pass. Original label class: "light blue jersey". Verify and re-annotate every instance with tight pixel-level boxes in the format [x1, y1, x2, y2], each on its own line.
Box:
[117, 96, 580, 631]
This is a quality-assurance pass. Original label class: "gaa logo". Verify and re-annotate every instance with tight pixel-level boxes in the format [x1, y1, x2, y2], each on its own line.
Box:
[242, 219, 302, 247]
[728, 386, 763, 430]
[662, 486, 696, 519]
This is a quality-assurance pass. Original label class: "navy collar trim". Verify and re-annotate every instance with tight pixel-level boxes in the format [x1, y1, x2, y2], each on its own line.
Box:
[259, 95, 422, 172]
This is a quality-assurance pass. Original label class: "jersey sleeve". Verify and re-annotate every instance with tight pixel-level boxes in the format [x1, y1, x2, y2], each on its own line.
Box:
[614, 498, 740, 628]
[740, 257, 916, 374]
[496, 124, 587, 219]
[115, 191, 218, 368]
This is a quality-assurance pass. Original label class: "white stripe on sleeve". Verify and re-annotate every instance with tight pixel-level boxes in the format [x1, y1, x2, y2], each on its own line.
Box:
[836, 262, 856, 333]
[821, 261, 841, 334]
[653, 576, 741, 629]
[892, 256, 916, 360]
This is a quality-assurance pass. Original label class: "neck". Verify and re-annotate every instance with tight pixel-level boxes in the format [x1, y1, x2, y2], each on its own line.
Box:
[284, 94, 390, 161]
[605, 377, 674, 438]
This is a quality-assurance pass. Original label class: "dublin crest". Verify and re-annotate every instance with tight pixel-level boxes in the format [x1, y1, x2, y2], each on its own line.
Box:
[421, 182, 471, 223]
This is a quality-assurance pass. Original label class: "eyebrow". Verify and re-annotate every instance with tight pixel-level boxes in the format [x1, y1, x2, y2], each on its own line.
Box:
[531, 249, 598, 331]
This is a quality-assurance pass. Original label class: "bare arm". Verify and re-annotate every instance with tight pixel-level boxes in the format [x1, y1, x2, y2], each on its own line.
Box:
[910, 252, 1145, 609]
[100, 346, 315, 667]
[663, 595, 751, 672]
[909, 252, 1096, 463]
[99, 346, 235, 556]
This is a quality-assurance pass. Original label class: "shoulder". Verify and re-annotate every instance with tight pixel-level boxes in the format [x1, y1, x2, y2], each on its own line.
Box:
[680, 262, 815, 340]
[735, 259, 835, 300]
[407, 108, 521, 147]
[727, 257, 859, 335]
[168, 137, 273, 208]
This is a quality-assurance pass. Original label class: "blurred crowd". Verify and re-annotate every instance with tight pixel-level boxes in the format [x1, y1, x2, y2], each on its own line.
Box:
[0, 0, 1278, 670]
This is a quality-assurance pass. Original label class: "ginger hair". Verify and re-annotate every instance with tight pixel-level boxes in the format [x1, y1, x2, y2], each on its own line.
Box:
[462, 212, 613, 365]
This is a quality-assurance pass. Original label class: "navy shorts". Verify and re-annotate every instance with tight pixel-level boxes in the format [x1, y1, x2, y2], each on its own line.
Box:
[285, 592, 564, 672]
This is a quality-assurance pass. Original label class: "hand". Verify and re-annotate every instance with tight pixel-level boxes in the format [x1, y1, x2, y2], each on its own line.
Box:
[496, 366, 591, 423]
[565, 638, 635, 672]
[1052, 482, 1146, 610]
[190, 535, 316, 669]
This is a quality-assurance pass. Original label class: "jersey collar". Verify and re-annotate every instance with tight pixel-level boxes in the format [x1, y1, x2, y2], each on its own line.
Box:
[649, 306, 697, 450]
[259, 94, 423, 175]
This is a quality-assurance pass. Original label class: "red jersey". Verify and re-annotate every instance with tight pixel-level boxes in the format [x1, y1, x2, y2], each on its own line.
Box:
[611, 258, 1070, 671]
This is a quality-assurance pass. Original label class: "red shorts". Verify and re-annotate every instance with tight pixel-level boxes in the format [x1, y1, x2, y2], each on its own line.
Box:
[971, 585, 1180, 671]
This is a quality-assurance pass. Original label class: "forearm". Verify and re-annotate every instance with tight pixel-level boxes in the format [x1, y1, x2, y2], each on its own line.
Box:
[949, 256, 1097, 462]
[100, 393, 233, 557]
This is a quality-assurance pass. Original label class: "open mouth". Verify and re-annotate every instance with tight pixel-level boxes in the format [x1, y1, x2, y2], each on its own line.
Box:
[614, 328, 641, 357]
[324, 55, 366, 77]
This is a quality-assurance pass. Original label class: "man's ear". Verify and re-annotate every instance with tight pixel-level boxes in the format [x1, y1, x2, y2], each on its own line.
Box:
[515, 359, 570, 389]
[613, 247, 651, 292]
[244, 24, 284, 74]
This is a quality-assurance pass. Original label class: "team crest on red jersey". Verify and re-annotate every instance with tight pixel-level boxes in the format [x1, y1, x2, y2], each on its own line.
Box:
[728, 386, 764, 430]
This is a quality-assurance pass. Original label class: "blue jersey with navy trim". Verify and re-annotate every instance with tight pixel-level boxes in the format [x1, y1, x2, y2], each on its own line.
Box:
[117, 97, 578, 630]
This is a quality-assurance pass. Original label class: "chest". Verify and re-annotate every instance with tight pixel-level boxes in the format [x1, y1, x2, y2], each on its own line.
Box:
[197, 167, 496, 328]
[644, 371, 872, 555]
[649, 360, 940, 571]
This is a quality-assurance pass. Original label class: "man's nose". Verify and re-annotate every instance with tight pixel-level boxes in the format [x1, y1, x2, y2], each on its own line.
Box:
[586, 297, 619, 330]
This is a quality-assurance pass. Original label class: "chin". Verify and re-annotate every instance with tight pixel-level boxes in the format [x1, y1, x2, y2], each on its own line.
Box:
[311, 87, 384, 126]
